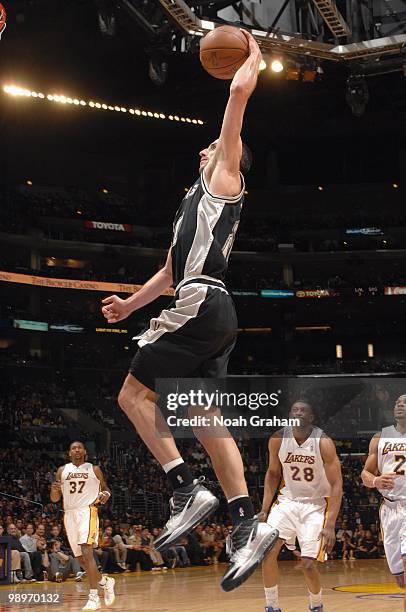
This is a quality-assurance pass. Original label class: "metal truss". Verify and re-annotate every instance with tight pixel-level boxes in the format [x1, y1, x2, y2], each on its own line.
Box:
[311, 0, 350, 37]
[157, 0, 406, 63]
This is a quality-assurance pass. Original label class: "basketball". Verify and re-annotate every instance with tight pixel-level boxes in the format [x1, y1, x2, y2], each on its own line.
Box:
[200, 25, 249, 80]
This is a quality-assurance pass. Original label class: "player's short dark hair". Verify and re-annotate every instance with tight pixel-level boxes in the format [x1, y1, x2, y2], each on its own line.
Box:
[69, 440, 86, 451]
[240, 142, 253, 174]
[291, 398, 313, 412]
[66, 440, 87, 461]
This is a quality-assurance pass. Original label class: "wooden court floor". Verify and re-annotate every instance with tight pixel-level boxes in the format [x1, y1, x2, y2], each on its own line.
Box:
[0, 559, 404, 611]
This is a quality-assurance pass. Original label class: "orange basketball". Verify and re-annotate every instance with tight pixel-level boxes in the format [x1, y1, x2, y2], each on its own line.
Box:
[200, 25, 249, 80]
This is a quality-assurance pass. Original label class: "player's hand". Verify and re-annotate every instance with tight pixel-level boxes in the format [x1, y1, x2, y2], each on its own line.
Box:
[101, 295, 131, 323]
[319, 525, 336, 554]
[375, 472, 397, 489]
[97, 491, 111, 505]
[257, 511, 267, 523]
[51, 481, 62, 494]
[240, 29, 261, 59]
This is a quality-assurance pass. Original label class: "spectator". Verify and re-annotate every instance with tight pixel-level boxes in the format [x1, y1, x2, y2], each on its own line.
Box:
[0, 524, 22, 583]
[20, 523, 37, 554]
[36, 537, 50, 579]
[341, 532, 356, 560]
[336, 520, 353, 558]
[112, 529, 128, 570]
[48, 539, 84, 582]
[355, 530, 379, 559]
[7, 523, 37, 582]
[124, 525, 153, 571]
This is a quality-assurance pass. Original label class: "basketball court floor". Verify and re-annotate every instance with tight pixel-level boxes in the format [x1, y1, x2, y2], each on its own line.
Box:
[0, 559, 403, 611]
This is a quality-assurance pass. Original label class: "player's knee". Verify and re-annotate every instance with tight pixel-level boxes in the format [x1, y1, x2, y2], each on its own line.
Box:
[80, 544, 93, 559]
[301, 558, 317, 571]
[263, 538, 283, 563]
[118, 378, 150, 413]
[118, 386, 140, 413]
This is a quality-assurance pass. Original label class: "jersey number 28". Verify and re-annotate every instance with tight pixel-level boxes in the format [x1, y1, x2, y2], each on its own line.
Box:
[290, 466, 314, 482]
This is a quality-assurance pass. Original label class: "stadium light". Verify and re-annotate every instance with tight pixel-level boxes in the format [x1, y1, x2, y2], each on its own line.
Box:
[2, 84, 204, 126]
[271, 59, 284, 73]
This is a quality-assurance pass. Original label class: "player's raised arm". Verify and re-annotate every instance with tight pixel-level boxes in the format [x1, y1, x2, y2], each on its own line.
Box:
[362, 432, 397, 489]
[94, 465, 111, 505]
[50, 466, 63, 503]
[320, 436, 343, 553]
[101, 248, 173, 323]
[208, 30, 262, 197]
[260, 435, 282, 519]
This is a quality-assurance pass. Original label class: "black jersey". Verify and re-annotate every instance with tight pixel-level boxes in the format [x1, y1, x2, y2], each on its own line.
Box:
[171, 170, 245, 287]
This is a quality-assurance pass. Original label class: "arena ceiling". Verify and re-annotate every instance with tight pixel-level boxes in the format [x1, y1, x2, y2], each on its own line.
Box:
[1, 0, 406, 188]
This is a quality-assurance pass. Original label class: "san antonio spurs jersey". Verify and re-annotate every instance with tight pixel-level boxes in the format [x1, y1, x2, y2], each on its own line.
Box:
[61, 462, 100, 510]
[378, 425, 406, 502]
[171, 170, 245, 287]
[278, 426, 331, 502]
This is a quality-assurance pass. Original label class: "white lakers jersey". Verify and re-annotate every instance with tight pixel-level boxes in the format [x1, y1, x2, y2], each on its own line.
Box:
[278, 426, 331, 502]
[61, 462, 100, 510]
[378, 426, 406, 502]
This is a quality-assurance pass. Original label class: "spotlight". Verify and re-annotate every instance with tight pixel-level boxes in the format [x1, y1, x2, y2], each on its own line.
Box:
[259, 59, 267, 71]
[26, 180, 33, 186]
[271, 59, 284, 73]
[318, 185, 324, 192]
[346, 76, 370, 117]
[393, 183, 399, 189]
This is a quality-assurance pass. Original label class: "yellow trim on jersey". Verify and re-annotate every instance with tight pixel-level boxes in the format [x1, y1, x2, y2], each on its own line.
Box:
[316, 497, 330, 563]
[86, 505, 99, 545]
[379, 499, 385, 541]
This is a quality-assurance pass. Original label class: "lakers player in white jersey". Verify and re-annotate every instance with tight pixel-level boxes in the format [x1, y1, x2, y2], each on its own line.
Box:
[361, 394, 406, 611]
[261, 401, 343, 612]
[50, 441, 115, 611]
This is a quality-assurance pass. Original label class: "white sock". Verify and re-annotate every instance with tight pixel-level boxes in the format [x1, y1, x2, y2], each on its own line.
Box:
[227, 494, 249, 503]
[90, 589, 99, 597]
[264, 585, 279, 608]
[162, 457, 184, 473]
[309, 589, 322, 608]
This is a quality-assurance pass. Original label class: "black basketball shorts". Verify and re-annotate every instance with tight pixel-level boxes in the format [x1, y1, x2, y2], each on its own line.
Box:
[129, 278, 237, 391]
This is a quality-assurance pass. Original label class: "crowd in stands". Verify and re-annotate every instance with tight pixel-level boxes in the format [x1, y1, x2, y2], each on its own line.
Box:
[0, 450, 386, 585]
[2, 183, 406, 253]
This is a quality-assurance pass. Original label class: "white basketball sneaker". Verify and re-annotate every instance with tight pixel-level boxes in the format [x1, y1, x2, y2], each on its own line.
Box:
[102, 576, 116, 607]
[82, 592, 101, 611]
